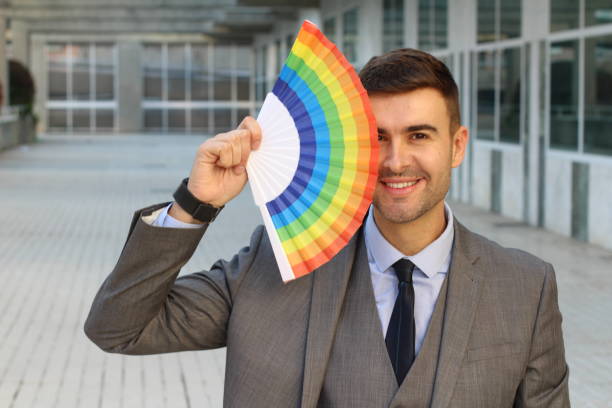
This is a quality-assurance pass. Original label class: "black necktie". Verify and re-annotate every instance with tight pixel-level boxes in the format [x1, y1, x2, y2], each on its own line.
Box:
[385, 258, 416, 385]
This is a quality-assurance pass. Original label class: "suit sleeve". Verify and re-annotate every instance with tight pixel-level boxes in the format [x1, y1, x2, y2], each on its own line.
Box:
[83, 202, 265, 355]
[515, 263, 570, 407]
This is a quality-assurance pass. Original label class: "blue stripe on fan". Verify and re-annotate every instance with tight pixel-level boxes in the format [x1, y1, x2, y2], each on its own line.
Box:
[265, 70, 331, 229]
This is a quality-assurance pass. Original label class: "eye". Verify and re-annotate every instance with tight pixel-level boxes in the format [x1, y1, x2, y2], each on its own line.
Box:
[377, 133, 387, 141]
[411, 133, 428, 140]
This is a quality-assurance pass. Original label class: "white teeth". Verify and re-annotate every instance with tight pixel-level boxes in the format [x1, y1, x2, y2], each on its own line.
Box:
[386, 181, 417, 188]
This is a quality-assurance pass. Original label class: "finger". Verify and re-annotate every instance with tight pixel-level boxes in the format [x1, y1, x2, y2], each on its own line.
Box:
[217, 141, 234, 168]
[239, 116, 262, 150]
[211, 128, 249, 168]
[231, 132, 242, 167]
[239, 128, 251, 166]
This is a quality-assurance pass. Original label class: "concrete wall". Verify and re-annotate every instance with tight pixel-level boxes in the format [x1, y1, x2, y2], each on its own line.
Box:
[544, 156, 572, 237]
[0, 114, 37, 151]
[501, 148, 524, 220]
[472, 144, 491, 210]
[117, 41, 143, 133]
[319, 0, 382, 68]
[589, 162, 612, 249]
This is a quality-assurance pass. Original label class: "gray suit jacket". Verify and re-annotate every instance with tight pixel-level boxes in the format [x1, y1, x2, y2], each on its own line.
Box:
[85, 202, 570, 407]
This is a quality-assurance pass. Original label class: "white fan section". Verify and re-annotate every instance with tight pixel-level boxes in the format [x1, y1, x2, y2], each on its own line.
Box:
[247, 92, 300, 205]
[247, 92, 301, 282]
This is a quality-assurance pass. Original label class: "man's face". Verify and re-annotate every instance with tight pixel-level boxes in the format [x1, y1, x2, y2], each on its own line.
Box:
[370, 88, 467, 225]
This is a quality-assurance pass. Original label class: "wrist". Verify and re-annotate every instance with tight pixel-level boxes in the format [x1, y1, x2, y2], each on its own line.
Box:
[172, 178, 224, 223]
[168, 202, 206, 225]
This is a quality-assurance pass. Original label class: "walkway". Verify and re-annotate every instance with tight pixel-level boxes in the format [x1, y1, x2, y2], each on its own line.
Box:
[0, 134, 610, 407]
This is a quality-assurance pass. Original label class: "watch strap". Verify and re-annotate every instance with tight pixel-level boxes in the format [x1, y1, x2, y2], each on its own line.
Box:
[172, 178, 223, 223]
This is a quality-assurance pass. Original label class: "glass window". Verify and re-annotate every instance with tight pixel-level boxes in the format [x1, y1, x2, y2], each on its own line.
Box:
[191, 44, 210, 101]
[46, 42, 116, 132]
[214, 108, 232, 133]
[383, 0, 404, 52]
[500, 47, 521, 143]
[95, 45, 114, 101]
[586, 0, 612, 27]
[584, 34, 612, 155]
[237, 108, 251, 125]
[96, 110, 114, 130]
[500, 0, 521, 40]
[477, 0, 496, 43]
[167, 45, 186, 101]
[478, 0, 521, 43]
[324, 17, 336, 43]
[550, 40, 579, 150]
[434, 0, 448, 49]
[255, 46, 266, 102]
[71, 44, 90, 101]
[48, 44, 68, 101]
[144, 109, 163, 130]
[213, 45, 232, 101]
[418, 0, 432, 50]
[143, 44, 163, 100]
[343, 8, 359, 64]
[73, 109, 91, 130]
[476, 50, 496, 140]
[550, 0, 580, 32]
[236, 46, 251, 101]
[275, 39, 283, 75]
[191, 109, 209, 132]
[168, 109, 186, 130]
[286, 35, 294, 56]
[48, 109, 67, 129]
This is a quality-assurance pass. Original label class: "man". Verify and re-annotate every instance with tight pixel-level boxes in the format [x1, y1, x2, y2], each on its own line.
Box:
[85, 49, 569, 407]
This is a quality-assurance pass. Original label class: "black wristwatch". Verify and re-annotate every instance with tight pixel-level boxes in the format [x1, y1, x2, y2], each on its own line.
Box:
[172, 178, 224, 223]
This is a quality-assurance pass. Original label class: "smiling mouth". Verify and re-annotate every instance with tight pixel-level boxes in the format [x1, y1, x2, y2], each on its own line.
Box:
[380, 178, 423, 194]
[383, 181, 418, 188]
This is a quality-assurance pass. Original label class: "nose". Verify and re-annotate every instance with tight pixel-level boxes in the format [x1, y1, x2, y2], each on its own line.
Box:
[382, 139, 409, 174]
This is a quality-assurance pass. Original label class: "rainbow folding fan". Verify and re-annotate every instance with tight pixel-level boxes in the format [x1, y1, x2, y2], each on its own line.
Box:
[246, 20, 378, 282]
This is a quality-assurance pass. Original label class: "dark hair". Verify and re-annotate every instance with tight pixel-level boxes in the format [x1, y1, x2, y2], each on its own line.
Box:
[359, 48, 461, 132]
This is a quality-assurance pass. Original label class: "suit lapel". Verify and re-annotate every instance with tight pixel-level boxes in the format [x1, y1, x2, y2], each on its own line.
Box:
[431, 221, 488, 408]
[300, 228, 364, 408]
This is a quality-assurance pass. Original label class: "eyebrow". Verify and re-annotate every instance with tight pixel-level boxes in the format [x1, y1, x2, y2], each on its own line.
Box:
[377, 124, 439, 134]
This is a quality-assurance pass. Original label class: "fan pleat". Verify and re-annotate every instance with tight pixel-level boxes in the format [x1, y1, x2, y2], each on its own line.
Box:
[250, 20, 378, 281]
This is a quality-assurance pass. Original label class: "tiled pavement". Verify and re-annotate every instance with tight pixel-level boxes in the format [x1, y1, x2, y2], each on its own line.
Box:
[0, 133, 610, 407]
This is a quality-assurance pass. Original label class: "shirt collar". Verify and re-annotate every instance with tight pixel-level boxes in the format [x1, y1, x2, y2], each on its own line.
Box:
[364, 202, 455, 278]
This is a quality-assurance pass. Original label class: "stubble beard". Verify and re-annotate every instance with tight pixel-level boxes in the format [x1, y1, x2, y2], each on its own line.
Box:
[372, 170, 451, 225]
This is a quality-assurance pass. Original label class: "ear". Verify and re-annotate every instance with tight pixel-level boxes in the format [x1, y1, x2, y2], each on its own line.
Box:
[451, 125, 469, 168]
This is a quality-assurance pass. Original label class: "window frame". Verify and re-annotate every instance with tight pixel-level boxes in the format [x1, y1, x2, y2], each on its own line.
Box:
[45, 41, 118, 133]
[141, 42, 254, 134]
[545, 23, 612, 159]
[472, 38, 526, 147]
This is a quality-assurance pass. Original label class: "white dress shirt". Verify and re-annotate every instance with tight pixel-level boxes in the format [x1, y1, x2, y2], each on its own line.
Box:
[150, 201, 455, 356]
[364, 203, 454, 356]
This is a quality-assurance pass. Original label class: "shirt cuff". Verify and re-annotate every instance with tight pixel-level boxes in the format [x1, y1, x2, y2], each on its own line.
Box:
[144, 203, 205, 229]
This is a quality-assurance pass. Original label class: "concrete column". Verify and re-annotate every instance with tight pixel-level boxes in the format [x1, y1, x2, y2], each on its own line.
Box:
[404, 0, 418, 49]
[298, 8, 321, 27]
[449, 0, 477, 50]
[0, 17, 7, 109]
[523, 0, 550, 226]
[359, 0, 383, 64]
[448, 0, 477, 204]
[11, 20, 29, 66]
[30, 37, 47, 133]
[117, 40, 143, 133]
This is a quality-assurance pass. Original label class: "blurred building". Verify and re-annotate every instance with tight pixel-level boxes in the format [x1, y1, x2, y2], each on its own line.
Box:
[253, 0, 612, 252]
[0, 0, 611, 250]
[0, 0, 318, 134]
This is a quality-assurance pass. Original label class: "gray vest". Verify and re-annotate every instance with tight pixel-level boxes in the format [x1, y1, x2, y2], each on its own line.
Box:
[318, 244, 449, 408]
